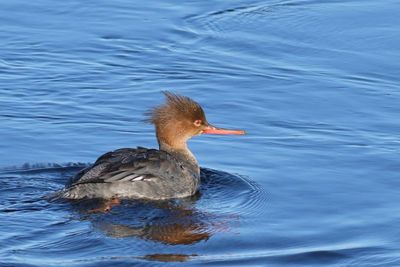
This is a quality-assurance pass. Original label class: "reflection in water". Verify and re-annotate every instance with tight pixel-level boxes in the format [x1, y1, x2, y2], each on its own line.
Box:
[98, 222, 210, 245]
[142, 253, 197, 262]
[69, 192, 226, 246]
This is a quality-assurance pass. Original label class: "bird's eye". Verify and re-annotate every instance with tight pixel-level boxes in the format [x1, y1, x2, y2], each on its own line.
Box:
[194, 120, 202, 127]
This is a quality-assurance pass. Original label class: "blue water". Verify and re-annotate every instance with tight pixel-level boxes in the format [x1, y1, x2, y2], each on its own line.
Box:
[1, 0, 400, 266]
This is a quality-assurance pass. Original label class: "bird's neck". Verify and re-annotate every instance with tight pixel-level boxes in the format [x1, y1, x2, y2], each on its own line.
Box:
[159, 141, 197, 166]
[155, 125, 200, 174]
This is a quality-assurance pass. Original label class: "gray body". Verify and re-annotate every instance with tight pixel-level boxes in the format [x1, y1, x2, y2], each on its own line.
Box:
[60, 147, 200, 200]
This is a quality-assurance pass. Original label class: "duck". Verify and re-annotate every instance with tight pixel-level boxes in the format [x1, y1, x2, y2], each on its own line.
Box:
[60, 91, 245, 203]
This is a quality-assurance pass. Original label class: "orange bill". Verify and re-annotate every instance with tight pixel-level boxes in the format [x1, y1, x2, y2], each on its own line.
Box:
[202, 125, 246, 135]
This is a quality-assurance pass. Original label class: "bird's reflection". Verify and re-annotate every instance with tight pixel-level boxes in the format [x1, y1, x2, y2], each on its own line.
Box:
[98, 223, 210, 245]
[141, 253, 197, 262]
[69, 192, 224, 246]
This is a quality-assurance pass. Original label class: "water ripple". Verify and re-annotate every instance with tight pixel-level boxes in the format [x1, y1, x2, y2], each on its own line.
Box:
[200, 168, 268, 217]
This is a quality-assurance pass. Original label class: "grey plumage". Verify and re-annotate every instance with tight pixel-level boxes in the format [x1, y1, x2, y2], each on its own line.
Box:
[60, 147, 200, 200]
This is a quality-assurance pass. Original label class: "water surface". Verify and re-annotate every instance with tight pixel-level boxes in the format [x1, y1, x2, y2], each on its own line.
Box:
[1, 0, 400, 266]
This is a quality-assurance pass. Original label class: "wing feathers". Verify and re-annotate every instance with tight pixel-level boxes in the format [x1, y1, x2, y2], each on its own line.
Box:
[70, 147, 178, 186]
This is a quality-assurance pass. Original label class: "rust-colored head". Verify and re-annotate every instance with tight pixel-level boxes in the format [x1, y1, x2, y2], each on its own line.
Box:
[146, 91, 245, 149]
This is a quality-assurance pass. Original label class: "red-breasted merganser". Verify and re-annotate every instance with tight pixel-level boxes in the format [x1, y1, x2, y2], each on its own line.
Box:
[60, 91, 245, 200]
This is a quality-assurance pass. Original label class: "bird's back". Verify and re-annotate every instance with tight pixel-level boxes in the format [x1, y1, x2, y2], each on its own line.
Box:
[61, 147, 200, 200]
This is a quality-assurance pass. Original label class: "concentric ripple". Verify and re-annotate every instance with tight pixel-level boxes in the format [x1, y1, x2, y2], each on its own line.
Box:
[199, 168, 268, 217]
